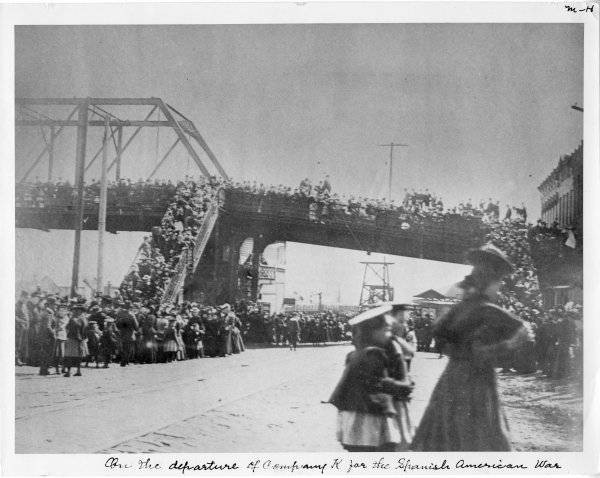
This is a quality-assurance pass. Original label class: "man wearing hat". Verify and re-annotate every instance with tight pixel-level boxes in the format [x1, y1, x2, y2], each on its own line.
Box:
[99, 318, 118, 368]
[88, 303, 108, 331]
[38, 307, 56, 376]
[286, 314, 301, 351]
[63, 302, 88, 377]
[26, 292, 42, 366]
[15, 291, 30, 366]
[116, 302, 139, 367]
[411, 244, 530, 452]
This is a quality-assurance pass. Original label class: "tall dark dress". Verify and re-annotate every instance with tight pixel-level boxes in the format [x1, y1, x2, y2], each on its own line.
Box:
[410, 295, 525, 451]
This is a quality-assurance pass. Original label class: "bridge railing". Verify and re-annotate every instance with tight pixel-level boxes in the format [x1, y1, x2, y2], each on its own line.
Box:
[222, 190, 488, 243]
[161, 200, 220, 305]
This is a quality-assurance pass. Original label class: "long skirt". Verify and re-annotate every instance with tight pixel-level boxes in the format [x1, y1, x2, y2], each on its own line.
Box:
[204, 334, 219, 357]
[220, 331, 232, 356]
[410, 359, 511, 451]
[140, 338, 158, 363]
[65, 338, 88, 358]
[163, 339, 178, 353]
[337, 411, 404, 449]
[64, 338, 87, 367]
[231, 331, 245, 354]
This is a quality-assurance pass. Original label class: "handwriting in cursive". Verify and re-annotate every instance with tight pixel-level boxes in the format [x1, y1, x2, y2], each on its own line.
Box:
[564, 4, 595, 12]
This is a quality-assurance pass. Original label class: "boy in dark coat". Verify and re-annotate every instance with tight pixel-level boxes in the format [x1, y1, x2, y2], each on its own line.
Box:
[99, 319, 119, 368]
[85, 321, 101, 367]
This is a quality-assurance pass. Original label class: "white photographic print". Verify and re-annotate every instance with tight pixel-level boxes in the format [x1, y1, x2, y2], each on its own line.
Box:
[1, 2, 599, 476]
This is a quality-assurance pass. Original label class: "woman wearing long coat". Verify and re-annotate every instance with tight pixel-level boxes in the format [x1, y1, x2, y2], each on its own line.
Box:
[203, 310, 221, 357]
[411, 244, 530, 451]
[230, 314, 245, 354]
[63, 305, 88, 377]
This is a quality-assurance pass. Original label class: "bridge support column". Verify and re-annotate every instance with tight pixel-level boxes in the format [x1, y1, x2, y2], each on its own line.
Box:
[70, 100, 89, 297]
[250, 235, 268, 302]
[224, 234, 242, 303]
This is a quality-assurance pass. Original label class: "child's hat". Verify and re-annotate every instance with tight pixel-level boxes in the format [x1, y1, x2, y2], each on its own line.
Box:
[348, 304, 393, 326]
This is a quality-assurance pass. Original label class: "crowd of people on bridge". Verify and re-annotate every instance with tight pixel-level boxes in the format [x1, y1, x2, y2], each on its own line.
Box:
[118, 176, 221, 308]
[221, 177, 533, 236]
[16, 175, 582, 382]
[16, 178, 179, 212]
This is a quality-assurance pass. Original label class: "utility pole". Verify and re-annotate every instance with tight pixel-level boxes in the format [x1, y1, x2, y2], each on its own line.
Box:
[379, 142, 408, 201]
[97, 116, 109, 294]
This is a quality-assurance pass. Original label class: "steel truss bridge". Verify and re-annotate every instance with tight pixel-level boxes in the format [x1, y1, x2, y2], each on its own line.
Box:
[16, 186, 490, 303]
[16, 97, 228, 296]
[16, 97, 490, 302]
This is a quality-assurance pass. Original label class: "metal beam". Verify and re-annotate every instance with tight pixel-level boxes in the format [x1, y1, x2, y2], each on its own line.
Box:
[156, 99, 211, 177]
[48, 126, 55, 181]
[167, 103, 229, 179]
[17, 97, 162, 106]
[84, 125, 119, 172]
[97, 117, 109, 294]
[17, 119, 171, 127]
[71, 100, 89, 297]
[115, 127, 123, 181]
[148, 138, 181, 179]
[102, 106, 158, 173]
[18, 105, 78, 182]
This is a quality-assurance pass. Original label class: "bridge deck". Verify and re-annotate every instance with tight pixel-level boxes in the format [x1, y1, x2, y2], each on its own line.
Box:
[16, 189, 489, 264]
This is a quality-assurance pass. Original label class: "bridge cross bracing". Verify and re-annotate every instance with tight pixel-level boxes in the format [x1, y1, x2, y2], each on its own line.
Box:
[16, 97, 229, 183]
[16, 97, 228, 296]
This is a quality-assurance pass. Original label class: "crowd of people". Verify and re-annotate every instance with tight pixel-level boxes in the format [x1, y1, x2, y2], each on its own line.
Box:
[225, 180, 489, 234]
[235, 302, 351, 349]
[16, 175, 582, 380]
[15, 291, 249, 376]
[484, 214, 582, 378]
[393, 213, 582, 379]
[118, 176, 221, 308]
[14, 287, 358, 376]
[16, 178, 178, 212]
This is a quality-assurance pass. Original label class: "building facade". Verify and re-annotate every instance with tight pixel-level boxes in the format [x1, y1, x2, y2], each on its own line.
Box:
[538, 141, 583, 234]
[535, 141, 583, 307]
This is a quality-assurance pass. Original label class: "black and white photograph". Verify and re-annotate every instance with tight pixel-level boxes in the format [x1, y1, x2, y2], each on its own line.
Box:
[2, 2, 599, 475]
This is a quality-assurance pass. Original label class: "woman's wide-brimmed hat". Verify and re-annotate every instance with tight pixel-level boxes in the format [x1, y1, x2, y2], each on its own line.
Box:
[348, 304, 393, 326]
[368, 300, 414, 312]
[466, 243, 514, 277]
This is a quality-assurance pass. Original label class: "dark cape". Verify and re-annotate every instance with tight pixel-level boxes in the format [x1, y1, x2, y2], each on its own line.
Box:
[410, 295, 524, 451]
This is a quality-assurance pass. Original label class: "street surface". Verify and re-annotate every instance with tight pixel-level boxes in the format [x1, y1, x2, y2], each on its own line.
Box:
[15, 345, 581, 453]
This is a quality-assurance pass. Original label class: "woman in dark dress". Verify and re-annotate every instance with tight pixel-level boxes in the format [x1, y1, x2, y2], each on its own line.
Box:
[411, 244, 530, 451]
[63, 305, 88, 377]
[203, 309, 220, 357]
[140, 315, 158, 364]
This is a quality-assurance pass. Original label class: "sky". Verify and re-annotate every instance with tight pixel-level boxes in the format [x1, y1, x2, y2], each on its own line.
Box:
[14, 24, 583, 303]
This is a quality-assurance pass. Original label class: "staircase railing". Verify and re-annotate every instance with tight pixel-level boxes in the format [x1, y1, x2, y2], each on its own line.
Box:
[160, 200, 219, 305]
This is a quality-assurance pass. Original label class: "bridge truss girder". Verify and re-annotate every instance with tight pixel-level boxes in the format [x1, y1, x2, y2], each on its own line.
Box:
[16, 97, 229, 183]
[15, 97, 228, 297]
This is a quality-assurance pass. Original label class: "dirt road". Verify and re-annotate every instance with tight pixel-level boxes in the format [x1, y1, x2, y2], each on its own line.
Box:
[15, 345, 582, 453]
